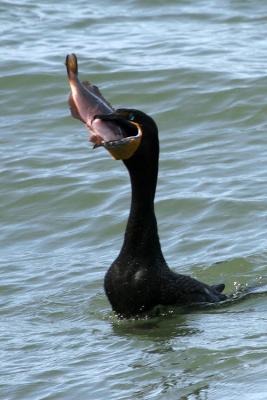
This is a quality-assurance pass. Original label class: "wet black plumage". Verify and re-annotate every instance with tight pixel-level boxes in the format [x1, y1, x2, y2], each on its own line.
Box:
[100, 109, 226, 318]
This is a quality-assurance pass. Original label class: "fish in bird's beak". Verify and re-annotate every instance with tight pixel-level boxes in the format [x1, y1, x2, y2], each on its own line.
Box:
[65, 54, 142, 159]
[93, 113, 143, 160]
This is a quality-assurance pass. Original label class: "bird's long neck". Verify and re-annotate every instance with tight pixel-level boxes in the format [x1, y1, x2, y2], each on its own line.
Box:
[119, 149, 163, 261]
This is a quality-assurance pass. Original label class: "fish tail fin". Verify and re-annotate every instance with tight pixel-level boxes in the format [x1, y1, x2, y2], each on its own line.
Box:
[65, 54, 78, 78]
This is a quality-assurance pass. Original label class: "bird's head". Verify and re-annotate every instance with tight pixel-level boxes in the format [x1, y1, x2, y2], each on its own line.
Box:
[93, 109, 158, 161]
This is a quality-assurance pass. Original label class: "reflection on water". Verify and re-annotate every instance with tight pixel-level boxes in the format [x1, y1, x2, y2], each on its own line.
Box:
[111, 311, 201, 340]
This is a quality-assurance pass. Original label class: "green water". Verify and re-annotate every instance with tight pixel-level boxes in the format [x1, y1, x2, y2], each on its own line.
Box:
[1, 1, 267, 399]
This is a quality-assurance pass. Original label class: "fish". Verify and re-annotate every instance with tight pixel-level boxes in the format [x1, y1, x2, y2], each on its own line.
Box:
[65, 53, 143, 159]
[65, 54, 124, 145]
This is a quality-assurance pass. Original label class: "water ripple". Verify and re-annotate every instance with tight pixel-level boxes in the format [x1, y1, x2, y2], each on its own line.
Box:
[1, 1, 267, 399]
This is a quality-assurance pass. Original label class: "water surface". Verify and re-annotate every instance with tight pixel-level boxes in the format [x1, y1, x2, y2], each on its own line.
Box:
[1, 1, 267, 399]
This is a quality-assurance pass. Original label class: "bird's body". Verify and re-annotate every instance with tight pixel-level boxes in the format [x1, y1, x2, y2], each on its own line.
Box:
[101, 109, 226, 317]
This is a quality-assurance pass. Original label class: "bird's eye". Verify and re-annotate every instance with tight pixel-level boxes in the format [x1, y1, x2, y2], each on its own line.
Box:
[128, 113, 135, 121]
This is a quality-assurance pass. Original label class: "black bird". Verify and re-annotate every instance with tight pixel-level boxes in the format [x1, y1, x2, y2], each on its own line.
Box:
[95, 109, 226, 318]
